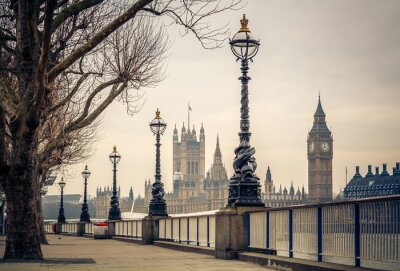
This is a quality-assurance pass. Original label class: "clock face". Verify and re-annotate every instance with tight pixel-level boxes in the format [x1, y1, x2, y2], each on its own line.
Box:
[320, 142, 329, 152]
[309, 142, 314, 152]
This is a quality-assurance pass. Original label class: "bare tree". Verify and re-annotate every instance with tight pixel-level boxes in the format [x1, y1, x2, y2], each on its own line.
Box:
[0, 0, 242, 259]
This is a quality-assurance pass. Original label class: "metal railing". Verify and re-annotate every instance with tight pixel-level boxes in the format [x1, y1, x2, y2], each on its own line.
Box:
[114, 220, 142, 238]
[248, 195, 400, 271]
[157, 211, 216, 248]
[44, 220, 142, 238]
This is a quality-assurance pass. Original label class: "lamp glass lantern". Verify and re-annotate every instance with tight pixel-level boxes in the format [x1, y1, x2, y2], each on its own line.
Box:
[58, 177, 66, 189]
[150, 109, 167, 135]
[109, 146, 121, 163]
[229, 14, 260, 60]
[81, 165, 91, 179]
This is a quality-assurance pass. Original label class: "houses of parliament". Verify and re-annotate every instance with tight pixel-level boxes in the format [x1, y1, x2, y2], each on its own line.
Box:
[96, 97, 334, 215]
[132, 123, 229, 214]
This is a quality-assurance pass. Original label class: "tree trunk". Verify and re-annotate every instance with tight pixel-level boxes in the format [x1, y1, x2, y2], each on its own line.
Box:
[38, 196, 48, 245]
[4, 172, 43, 259]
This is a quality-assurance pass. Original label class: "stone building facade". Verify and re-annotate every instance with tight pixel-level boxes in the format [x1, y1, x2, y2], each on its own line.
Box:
[307, 96, 333, 203]
[263, 166, 308, 207]
[344, 163, 400, 199]
[95, 186, 134, 218]
[133, 123, 228, 214]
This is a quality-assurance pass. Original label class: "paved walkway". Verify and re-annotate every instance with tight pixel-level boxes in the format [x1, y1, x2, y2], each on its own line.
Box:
[0, 235, 274, 270]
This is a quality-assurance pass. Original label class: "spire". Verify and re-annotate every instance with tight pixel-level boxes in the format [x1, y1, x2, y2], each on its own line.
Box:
[213, 135, 222, 165]
[129, 187, 133, 200]
[173, 124, 178, 134]
[310, 94, 330, 133]
[314, 94, 326, 118]
[296, 186, 301, 196]
[192, 125, 196, 140]
[181, 122, 186, 134]
[200, 123, 204, 133]
[266, 166, 272, 182]
[289, 181, 295, 196]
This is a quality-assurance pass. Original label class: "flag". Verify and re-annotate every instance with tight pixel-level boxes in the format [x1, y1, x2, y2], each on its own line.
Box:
[188, 103, 192, 111]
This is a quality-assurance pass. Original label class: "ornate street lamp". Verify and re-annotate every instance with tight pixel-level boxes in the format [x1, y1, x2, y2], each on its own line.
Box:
[57, 177, 66, 223]
[80, 164, 91, 222]
[227, 14, 263, 207]
[108, 146, 121, 220]
[148, 109, 168, 216]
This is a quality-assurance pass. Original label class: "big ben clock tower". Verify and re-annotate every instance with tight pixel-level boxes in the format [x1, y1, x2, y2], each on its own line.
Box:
[307, 95, 333, 203]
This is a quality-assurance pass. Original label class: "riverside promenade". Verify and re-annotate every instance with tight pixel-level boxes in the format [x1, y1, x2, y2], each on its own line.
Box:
[0, 235, 274, 271]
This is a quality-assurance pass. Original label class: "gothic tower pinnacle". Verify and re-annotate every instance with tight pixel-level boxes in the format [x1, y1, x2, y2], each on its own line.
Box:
[307, 94, 333, 203]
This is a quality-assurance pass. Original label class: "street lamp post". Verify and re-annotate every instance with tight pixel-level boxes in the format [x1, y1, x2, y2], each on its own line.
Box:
[148, 109, 168, 216]
[227, 14, 264, 207]
[108, 146, 121, 220]
[57, 177, 66, 223]
[80, 165, 91, 222]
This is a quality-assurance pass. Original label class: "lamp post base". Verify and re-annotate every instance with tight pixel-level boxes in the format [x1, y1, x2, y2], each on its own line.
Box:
[80, 211, 90, 223]
[227, 181, 264, 207]
[149, 199, 168, 217]
[108, 207, 121, 221]
[57, 211, 66, 224]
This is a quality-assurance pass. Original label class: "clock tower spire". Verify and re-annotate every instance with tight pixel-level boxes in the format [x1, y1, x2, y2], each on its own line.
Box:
[307, 95, 333, 203]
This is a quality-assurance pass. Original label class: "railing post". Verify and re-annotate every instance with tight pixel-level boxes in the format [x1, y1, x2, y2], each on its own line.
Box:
[196, 217, 199, 246]
[206, 216, 210, 247]
[317, 207, 322, 262]
[266, 211, 270, 255]
[164, 219, 167, 239]
[354, 203, 361, 267]
[246, 213, 250, 252]
[171, 219, 173, 240]
[187, 217, 190, 245]
[289, 209, 293, 258]
[178, 218, 181, 243]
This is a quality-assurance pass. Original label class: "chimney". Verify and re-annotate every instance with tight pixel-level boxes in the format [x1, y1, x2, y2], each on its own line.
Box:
[354, 166, 362, 178]
[366, 165, 374, 178]
[375, 166, 380, 175]
[395, 162, 400, 175]
[381, 163, 389, 176]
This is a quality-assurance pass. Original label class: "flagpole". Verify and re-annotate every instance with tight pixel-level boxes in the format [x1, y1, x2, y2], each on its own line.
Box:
[188, 102, 190, 129]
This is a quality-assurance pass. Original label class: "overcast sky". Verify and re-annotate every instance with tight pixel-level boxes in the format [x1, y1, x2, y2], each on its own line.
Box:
[47, 0, 400, 200]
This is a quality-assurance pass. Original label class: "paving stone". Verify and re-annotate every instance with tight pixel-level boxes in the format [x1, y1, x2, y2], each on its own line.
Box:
[0, 235, 274, 271]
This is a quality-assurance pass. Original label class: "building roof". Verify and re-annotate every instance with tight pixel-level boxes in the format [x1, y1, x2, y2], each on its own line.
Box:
[344, 163, 400, 198]
[309, 95, 331, 134]
[314, 94, 325, 117]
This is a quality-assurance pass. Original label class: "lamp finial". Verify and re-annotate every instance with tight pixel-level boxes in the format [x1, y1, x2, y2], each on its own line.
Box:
[240, 14, 250, 32]
[155, 108, 161, 119]
[113, 145, 117, 152]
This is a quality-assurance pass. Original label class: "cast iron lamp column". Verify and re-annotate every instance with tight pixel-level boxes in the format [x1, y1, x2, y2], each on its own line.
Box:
[227, 14, 264, 207]
[148, 109, 168, 216]
[108, 146, 121, 220]
[57, 177, 66, 223]
[80, 165, 91, 222]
